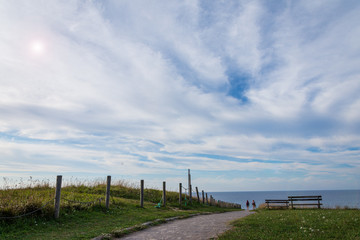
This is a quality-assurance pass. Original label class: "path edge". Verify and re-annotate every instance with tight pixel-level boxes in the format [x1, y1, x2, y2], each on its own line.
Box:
[91, 210, 243, 240]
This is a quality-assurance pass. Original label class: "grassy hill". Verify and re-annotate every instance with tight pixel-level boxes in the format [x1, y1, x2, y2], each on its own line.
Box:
[0, 178, 238, 239]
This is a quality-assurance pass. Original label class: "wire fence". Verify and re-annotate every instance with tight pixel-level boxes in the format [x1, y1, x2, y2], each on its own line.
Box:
[1, 173, 241, 220]
[62, 197, 104, 206]
[0, 195, 106, 220]
[0, 197, 54, 219]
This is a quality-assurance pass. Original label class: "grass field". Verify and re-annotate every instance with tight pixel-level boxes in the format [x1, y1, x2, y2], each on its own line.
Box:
[0, 177, 238, 239]
[218, 208, 360, 240]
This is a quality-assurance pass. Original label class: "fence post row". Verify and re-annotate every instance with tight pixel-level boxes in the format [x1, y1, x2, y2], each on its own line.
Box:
[163, 181, 166, 207]
[179, 183, 182, 206]
[45, 172, 241, 220]
[54, 175, 62, 219]
[140, 179, 144, 207]
[105, 175, 111, 209]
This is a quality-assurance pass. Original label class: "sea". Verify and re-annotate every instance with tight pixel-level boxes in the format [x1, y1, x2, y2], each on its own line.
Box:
[208, 190, 360, 209]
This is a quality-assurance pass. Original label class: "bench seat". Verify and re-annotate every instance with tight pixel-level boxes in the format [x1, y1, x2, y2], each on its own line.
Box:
[265, 199, 289, 209]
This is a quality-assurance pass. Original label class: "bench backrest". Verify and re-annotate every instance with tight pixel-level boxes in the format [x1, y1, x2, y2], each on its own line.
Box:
[288, 196, 322, 201]
[265, 200, 289, 203]
[288, 195, 322, 208]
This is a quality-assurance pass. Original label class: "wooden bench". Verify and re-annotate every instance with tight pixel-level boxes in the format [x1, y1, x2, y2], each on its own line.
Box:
[265, 199, 289, 209]
[288, 195, 322, 209]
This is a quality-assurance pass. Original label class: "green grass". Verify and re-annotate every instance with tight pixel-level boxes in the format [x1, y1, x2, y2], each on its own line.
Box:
[218, 209, 360, 240]
[1, 200, 230, 239]
[0, 178, 239, 239]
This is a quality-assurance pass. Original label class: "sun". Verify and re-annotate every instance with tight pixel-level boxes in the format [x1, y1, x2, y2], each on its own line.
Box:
[30, 40, 46, 55]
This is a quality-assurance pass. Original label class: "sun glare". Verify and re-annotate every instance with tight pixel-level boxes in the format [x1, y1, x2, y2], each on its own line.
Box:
[30, 41, 45, 55]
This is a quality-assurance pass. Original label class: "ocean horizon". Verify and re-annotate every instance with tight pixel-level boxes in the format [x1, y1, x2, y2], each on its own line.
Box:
[208, 189, 360, 209]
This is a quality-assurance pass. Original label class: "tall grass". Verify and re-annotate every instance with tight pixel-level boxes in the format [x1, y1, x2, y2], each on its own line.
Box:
[0, 177, 190, 219]
[0, 177, 241, 240]
[0, 177, 54, 218]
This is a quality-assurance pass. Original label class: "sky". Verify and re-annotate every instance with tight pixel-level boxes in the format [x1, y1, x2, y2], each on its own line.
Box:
[1, 0, 360, 191]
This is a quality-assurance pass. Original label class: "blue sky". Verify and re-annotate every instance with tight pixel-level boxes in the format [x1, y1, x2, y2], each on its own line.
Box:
[1, 0, 360, 191]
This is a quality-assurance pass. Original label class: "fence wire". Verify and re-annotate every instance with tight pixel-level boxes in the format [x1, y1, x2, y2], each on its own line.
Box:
[0, 195, 105, 220]
[0, 197, 54, 219]
[62, 197, 104, 205]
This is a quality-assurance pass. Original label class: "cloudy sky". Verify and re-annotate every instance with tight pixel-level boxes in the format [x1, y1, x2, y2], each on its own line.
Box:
[1, 0, 360, 191]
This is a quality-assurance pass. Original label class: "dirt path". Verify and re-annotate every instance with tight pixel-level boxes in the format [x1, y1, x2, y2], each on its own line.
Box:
[116, 210, 254, 240]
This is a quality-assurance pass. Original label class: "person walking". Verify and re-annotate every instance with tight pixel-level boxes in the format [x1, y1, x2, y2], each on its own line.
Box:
[246, 200, 250, 209]
[252, 200, 256, 209]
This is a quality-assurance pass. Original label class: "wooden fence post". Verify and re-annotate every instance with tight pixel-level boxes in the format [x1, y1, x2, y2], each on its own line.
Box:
[210, 195, 213, 206]
[188, 169, 192, 203]
[162, 181, 166, 207]
[54, 175, 62, 219]
[179, 183, 182, 206]
[196, 187, 200, 203]
[140, 179, 144, 208]
[202, 190, 205, 204]
[105, 175, 111, 209]
[190, 184, 193, 204]
[206, 193, 208, 205]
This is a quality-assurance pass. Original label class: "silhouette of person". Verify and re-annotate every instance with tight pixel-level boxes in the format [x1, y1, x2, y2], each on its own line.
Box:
[246, 200, 250, 209]
[252, 200, 256, 209]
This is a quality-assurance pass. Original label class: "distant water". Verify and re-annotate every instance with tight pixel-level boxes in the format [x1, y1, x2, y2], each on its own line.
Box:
[208, 190, 360, 209]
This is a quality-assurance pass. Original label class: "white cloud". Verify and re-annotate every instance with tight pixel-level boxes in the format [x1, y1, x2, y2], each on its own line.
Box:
[225, 0, 263, 75]
[0, 0, 359, 191]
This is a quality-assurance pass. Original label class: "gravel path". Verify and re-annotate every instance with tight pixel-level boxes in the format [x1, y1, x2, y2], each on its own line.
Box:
[116, 210, 254, 240]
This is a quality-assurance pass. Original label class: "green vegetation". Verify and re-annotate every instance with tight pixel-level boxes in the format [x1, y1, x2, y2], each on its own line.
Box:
[218, 209, 360, 240]
[0, 178, 238, 239]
